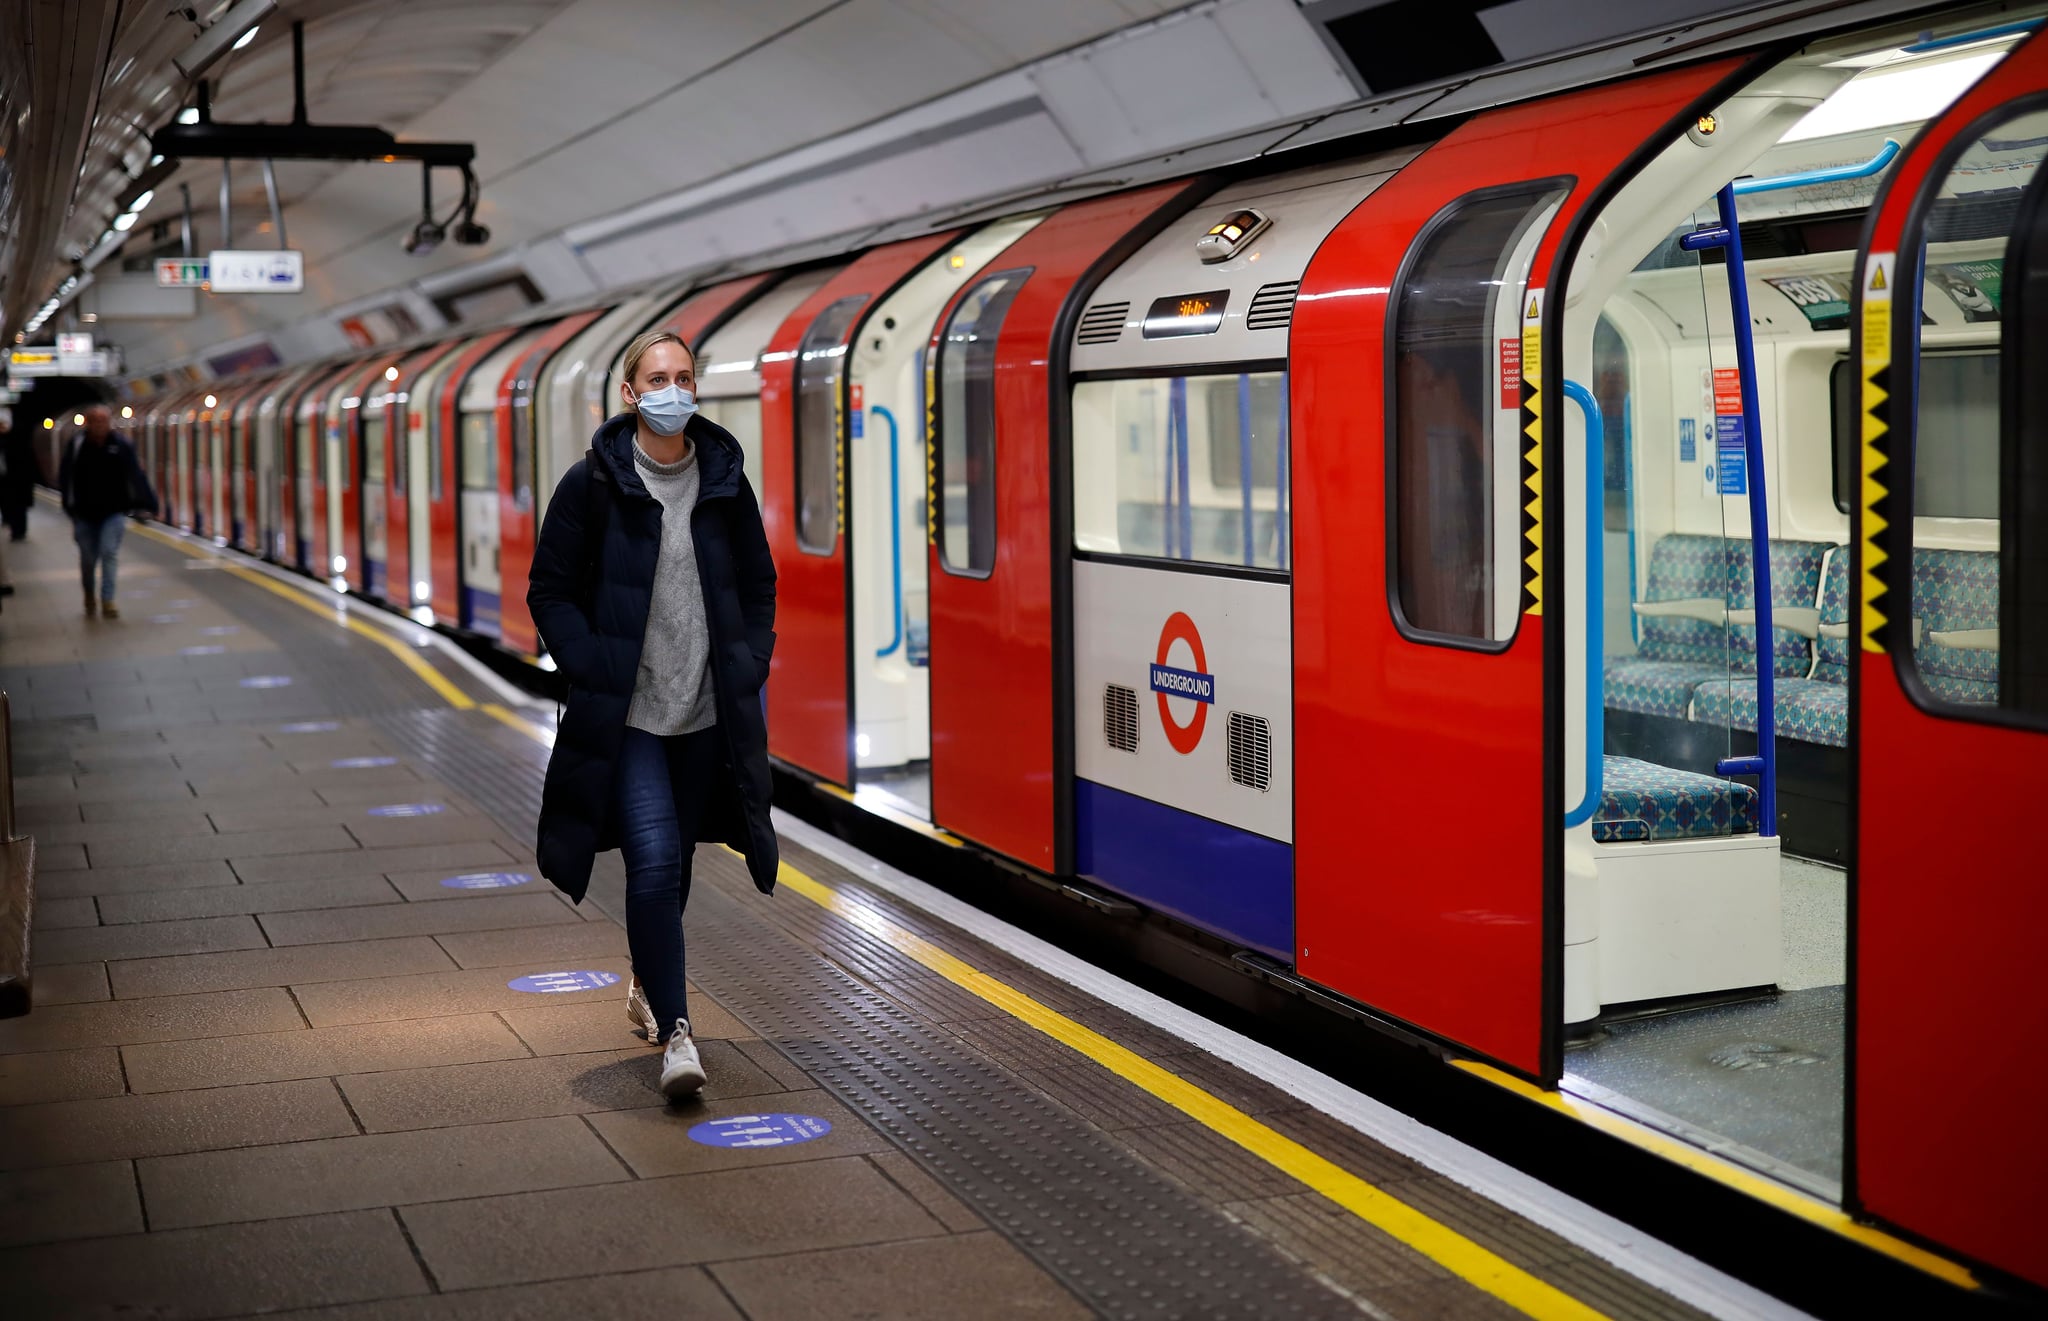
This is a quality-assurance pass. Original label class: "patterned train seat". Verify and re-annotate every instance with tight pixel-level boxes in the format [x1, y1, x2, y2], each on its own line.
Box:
[1592, 755, 1762, 842]
[1690, 546, 1852, 747]
[1910, 547, 2000, 705]
[1606, 535, 1827, 718]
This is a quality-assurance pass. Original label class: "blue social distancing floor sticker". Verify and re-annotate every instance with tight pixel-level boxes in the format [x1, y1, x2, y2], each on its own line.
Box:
[280, 721, 340, 733]
[331, 756, 397, 769]
[507, 970, 620, 994]
[240, 675, 293, 688]
[689, 1114, 833, 1148]
[442, 871, 533, 890]
[367, 802, 444, 817]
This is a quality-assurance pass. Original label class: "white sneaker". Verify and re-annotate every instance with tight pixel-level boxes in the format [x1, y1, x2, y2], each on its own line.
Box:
[626, 979, 656, 1043]
[659, 1019, 707, 1099]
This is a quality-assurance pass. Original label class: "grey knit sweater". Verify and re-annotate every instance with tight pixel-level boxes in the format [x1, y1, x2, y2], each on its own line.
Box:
[625, 440, 717, 736]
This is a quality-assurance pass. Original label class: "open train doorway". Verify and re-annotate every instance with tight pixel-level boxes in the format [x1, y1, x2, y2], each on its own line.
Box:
[1553, 14, 2040, 1213]
[844, 216, 1047, 821]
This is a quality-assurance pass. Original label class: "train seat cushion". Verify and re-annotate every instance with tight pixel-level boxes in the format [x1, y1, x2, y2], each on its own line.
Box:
[1593, 756, 1761, 843]
[1634, 534, 1742, 667]
[1689, 678, 1848, 747]
[1912, 548, 1999, 705]
[1604, 658, 1729, 718]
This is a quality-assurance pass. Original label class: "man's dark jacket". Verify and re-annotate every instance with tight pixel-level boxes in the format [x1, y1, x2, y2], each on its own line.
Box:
[58, 432, 157, 521]
[526, 410, 778, 903]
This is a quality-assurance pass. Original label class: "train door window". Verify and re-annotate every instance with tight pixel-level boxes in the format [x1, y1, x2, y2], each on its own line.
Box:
[935, 269, 1030, 577]
[460, 411, 496, 490]
[363, 409, 388, 489]
[795, 295, 868, 554]
[698, 398, 763, 483]
[512, 388, 536, 512]
[1900, 106, 2048, 719]
[1071, 369, 1290, 571]
[1389, 183, 1566, 643]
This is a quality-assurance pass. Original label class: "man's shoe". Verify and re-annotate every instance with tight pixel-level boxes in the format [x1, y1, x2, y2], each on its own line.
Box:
[82, 594, 96, 618]
[100, 600, 119, 620]
[659, 1020, 707, 1099]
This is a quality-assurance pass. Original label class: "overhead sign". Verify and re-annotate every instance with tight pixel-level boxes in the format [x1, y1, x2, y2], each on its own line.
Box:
[208, 249, 305, 294]
[158, 258, 209, 288]
[7, 348, 113, 378]
[56, 333, 93, 357]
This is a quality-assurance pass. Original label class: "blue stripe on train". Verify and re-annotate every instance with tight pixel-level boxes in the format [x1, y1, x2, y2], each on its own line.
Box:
[1074, 778, 1292, 961]
[462, 586, 502, 637]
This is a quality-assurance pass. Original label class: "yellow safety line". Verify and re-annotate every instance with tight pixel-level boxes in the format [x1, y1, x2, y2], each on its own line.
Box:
[1452, 1061, 1978, 1288]
[129, 522, 475, 710]
[814, 781, 964, 847]
[481, 702, 555, 747]
[755, 861, 1605, 1319]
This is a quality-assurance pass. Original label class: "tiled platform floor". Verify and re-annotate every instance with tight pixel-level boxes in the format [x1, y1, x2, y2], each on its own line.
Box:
[0, 514, 1718, 1320]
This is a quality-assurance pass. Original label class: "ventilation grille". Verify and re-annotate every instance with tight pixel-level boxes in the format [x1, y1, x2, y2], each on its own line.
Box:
[1245, 282, 1299, 332]
[1077, 302, 1129, 346]
[1226, 712, 1272, 791]
[1104, 684, 1139, 753]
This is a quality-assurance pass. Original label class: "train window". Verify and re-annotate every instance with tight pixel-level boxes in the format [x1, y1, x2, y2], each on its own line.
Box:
[936, 269, 1030, 577]
[511, 393, 535, 512]
[363, 412, 388, 490]
[1071, 369, 1290, 571]
[1899, 106, 2048, 721]
[698, 398, 762, 483]
[795, 295, 869, 555]
[1833, 353, 2000, 518]
[460, 412, 495, 490]
[1389, 183, 1565, 643]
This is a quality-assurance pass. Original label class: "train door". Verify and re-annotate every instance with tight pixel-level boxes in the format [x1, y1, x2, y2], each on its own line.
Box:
[924, 183, 1192, 870]
[1851, 29, 2048, 1291]
[233, 387, 263, 551]
[498, 311, 603, 656]
[293, 370, 335, 572]
[843, 218, 1047, 820]
[543, 288, 679, 471]
[1292, 57, 1745, 1079]
[177, 401, 198, 534]
[428, 328, 516, 628]
[693, 271, 835, 485]
[342, 354, 402, 592]
[361, 366, 397, 600]
[455, 327, 544, 635]
[402, 347, 461, 614]
[759, 237, 960, 786]
[1061, 160, 1415, 957]
[208, 395, 232, 543]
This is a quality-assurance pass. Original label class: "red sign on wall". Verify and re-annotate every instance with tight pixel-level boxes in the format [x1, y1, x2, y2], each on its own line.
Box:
[1498, 337, 1521, 410]
[1712, 366, 1742, 415]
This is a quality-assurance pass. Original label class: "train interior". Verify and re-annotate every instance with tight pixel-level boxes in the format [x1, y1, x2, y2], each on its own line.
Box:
[1550, 18, 2038, 1195]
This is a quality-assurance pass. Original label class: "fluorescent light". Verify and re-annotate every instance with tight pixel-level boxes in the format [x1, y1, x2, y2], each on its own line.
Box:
[232, 24, 259, 50]
[149, 154, 164, 166]
[1784, 51, 2006, 142]
[177, 107, 200, 125]
[128, 189, 154, 213]
[113, 212, 138, 232]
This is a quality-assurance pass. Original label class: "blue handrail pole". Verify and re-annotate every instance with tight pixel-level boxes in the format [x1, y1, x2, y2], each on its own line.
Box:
[1236, 374, 1255, 566]
[1559, 379, 1604, 829]
[1276, 372, 1290, 568]
[1731, 139, 1899, 197]
[872, 405, 905, 659]
[1680, 184, 1778, 833]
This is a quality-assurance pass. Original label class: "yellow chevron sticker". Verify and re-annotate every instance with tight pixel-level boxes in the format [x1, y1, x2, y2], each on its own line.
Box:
[1860, 252, 1893, 653]
[925, 360, 939, 547]
[1521, 287, 1545, 616]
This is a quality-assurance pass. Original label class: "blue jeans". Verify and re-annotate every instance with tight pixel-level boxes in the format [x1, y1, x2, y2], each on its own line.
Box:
[72, 516, 126, 602]
[614, 725, 722, 1041]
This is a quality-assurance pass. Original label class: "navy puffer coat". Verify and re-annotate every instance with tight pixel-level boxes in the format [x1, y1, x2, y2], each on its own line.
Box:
[528, 410, 778, 903]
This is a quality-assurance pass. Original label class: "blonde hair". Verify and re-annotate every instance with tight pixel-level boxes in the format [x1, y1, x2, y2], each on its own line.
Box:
[620, 330, 694, 408]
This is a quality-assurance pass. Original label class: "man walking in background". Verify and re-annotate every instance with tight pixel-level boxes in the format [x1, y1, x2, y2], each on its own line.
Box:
[58, 404, 157, 619]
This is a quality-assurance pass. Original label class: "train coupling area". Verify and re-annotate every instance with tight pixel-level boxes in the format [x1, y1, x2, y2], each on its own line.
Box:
[0, 516, 1813, 1320]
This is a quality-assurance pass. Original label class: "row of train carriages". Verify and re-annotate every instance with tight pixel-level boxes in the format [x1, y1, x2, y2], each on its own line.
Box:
[126, 8, 2047, 1294]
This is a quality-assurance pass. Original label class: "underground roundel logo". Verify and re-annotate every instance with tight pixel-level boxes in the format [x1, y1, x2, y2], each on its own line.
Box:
[1150, 611, 1215, 755]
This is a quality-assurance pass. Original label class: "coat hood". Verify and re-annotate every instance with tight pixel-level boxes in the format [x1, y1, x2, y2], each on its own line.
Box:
[589, 411, 745, 503]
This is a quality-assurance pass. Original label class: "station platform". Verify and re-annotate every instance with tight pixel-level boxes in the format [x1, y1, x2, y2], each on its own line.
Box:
[0, 511, 1801, 1321]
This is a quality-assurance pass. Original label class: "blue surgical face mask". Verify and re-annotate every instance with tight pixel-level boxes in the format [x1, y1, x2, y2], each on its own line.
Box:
[632, 383, 697, 437]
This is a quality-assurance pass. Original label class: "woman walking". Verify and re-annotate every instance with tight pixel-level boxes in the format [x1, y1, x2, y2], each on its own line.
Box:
[528, 329, 778, 1100]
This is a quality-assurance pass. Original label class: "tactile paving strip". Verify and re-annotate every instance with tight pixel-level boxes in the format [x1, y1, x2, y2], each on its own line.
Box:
[374, 708, 1361, 1319]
